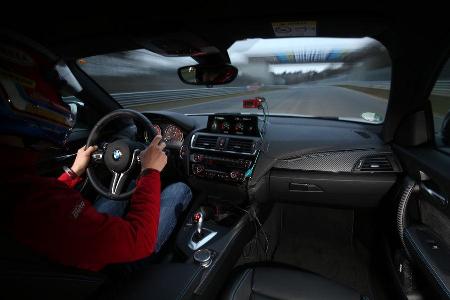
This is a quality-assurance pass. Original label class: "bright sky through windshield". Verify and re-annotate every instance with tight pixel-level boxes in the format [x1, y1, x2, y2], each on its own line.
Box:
[269, 63, 344, 74]
[229, 38, 375, 60]
[79, 37, 391, 123]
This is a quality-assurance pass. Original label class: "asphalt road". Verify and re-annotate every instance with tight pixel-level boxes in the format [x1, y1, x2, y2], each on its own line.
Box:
[167, 85, 387, 121]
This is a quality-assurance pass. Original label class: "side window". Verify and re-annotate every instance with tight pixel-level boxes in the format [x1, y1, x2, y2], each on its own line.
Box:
[430, 59, 450, 148]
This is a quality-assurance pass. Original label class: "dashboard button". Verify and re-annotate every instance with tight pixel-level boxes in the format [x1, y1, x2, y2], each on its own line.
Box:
[192, 164, 205, 176]
[193, 154, 204, 162]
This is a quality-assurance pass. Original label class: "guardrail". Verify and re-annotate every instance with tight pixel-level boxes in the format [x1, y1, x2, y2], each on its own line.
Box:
[335, 80, 450, 97]
[115, 87, 251, 106]
[63, 85, 284, 107]
[63, 80, 449, 107]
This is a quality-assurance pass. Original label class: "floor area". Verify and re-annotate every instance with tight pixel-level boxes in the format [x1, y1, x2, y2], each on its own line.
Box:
[272, 204, 373, 297]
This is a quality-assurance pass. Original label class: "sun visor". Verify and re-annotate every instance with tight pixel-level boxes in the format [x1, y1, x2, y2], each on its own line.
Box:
[133, 32, 230, 64]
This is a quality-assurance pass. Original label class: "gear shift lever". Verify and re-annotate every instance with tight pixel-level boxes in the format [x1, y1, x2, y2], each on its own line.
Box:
[189, 208, 217, 250]
[193, 210, 204, 236]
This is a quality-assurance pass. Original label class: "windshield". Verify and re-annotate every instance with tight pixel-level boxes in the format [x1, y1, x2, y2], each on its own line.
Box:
[78, 37, 391, 123]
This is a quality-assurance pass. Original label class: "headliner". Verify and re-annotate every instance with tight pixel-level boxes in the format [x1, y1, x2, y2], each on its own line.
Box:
[1, 6, 448, 60]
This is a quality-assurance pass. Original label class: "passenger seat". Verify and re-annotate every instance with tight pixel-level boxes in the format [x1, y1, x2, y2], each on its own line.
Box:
[222, 266, 364, 300]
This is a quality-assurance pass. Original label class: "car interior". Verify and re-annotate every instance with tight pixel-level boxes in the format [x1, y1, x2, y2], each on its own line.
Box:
[1, 7, 450, 300]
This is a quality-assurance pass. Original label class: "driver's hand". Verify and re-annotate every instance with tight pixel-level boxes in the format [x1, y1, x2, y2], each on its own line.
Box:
[139, 135, 167, 172]
[71, 145, 98, 176]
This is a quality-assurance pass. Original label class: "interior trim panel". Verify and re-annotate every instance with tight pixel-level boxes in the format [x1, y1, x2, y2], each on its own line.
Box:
[273, 149, 400, 173]
[404, 225, 450, 299]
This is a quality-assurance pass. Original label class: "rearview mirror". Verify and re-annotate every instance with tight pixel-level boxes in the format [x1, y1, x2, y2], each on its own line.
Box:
[178, 64, 238, 86]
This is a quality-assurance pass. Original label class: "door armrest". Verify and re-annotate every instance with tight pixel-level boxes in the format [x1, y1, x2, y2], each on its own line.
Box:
[404, 225, 450, 299]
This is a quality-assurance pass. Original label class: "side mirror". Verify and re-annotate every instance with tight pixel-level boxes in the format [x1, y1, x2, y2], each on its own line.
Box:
[178, 64, 238, 86]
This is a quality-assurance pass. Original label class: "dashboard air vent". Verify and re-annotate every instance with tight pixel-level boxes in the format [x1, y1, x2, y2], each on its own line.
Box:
[227, 138, 255, 154]
[355, 155, 394, 172]
[193, 135, 218, 150]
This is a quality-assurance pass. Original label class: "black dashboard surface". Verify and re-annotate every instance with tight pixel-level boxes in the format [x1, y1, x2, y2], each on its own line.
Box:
[187, 115, 391, 172]
[145, 111, 399, 207]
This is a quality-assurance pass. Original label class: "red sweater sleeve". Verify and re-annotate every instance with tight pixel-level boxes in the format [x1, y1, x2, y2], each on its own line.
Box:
[57, 172, 82, 189]
[13, 170, 161, 271]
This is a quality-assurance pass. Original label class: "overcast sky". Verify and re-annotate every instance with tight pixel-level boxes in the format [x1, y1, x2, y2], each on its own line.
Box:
[81, 37, 380, 76]
[229, 37, 376, 73]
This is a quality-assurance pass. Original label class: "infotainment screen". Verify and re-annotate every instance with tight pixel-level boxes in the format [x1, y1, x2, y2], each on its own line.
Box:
[207, 114, 259, 136]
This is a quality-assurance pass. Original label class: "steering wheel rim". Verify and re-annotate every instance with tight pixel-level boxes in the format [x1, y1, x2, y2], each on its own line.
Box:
[86, 109, 157, 200]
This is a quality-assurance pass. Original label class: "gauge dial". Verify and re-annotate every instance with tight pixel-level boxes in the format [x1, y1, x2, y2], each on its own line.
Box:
[221, 121, 230, 131]
[235, 122, 244, 133]
[153, 124, 161, 135]
[163, 124, 184, 144]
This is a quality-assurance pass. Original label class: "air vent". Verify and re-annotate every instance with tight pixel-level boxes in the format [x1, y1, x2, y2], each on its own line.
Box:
[227, 138, 255, 154]
[193, 135, 218, 150]
[355, 155, 394, 172]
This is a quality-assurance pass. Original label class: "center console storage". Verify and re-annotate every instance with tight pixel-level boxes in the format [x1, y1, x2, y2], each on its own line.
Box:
[106, 198, 256, 300]
[174, 201, 255, 299]
[110, 263, 203, 300]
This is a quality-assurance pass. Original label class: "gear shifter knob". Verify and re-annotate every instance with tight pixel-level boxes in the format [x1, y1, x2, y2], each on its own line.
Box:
[193, 211, 204, 235]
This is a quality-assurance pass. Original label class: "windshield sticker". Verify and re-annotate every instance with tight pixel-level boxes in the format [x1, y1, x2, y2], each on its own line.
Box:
[272, 21, 317, 37]
[361, 112, 383, 123]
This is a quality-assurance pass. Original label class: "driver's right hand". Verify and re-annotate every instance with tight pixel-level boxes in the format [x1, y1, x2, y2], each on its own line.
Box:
[139, 135, 167, 172]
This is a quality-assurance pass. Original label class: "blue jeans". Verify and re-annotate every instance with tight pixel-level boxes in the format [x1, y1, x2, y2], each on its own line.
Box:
[94, 182, 192, 252]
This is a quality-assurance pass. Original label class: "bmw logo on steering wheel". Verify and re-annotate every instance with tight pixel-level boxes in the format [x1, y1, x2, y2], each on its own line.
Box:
[112, 149, 123, 161]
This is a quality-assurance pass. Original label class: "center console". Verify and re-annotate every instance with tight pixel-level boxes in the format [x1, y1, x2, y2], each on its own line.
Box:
[165, 114, 263, 298]
[188, 114, 261, 184]
[183, 114, 262, 256]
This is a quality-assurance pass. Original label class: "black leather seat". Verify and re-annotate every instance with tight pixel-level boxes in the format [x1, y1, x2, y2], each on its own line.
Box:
[222, 266, 363, 300]
[0, 234, 107, 300]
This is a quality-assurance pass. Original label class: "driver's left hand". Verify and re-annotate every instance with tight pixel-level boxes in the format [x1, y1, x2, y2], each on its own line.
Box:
[71, 145, 98, 176]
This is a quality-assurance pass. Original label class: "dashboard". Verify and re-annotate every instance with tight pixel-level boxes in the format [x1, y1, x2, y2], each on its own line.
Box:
[143, 111, 401, 207]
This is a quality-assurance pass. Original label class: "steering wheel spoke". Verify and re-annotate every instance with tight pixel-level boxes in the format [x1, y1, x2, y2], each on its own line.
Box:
[108, 149, 140, 196]
[110, 171, 128, 195]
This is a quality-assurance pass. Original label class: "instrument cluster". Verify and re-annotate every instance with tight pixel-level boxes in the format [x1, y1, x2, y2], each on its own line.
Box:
[152, 123, 184, 147]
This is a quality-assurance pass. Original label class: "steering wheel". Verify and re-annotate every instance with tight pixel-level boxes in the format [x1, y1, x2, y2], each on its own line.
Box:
[86, 109, 157, 200]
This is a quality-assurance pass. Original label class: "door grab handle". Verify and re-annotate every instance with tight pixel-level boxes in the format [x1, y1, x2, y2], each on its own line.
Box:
[420, 182, 448, 208]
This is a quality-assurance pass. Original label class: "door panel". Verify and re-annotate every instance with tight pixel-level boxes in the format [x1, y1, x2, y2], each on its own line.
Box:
[420, 201, 450, 248]
[404, 225, 450, 299]
[394, 145, 450, 299]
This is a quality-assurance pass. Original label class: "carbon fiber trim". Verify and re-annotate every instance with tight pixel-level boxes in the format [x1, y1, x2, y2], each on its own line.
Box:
[273, 149, 393, 173]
